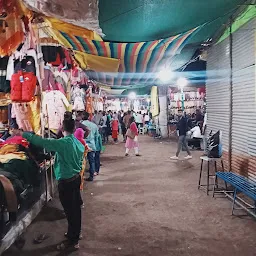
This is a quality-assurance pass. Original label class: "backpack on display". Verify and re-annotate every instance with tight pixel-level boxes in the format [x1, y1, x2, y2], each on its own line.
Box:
[207, 130, 223, 158]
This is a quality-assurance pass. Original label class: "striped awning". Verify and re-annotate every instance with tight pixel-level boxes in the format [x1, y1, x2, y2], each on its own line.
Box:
[42, 21, 200, 85]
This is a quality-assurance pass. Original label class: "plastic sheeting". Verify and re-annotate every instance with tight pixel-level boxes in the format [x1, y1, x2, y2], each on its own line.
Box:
[22, 0, 103, 36]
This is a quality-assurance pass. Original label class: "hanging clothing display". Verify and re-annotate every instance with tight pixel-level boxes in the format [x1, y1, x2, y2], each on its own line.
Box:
[41, 46, 65, 65]
[11, 103, 33, 131]
[42, 66, 57, 91]
[0, 56, 10, 93]
[42, 90, 70, 129]
[70, 86, 85, 111]
[10, 71, 37, 102]
[6, 49, 41, 83]
[0, 13, 24, 57]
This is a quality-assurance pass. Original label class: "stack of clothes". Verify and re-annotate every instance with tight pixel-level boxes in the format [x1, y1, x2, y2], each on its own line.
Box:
[0, 136, 43, 221]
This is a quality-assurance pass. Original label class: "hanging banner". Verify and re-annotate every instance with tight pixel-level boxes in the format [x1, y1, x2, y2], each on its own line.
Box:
[151, 86, 159, 117]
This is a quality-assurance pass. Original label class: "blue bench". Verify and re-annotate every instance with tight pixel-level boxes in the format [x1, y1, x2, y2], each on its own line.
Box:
[214, 172, 256, 217]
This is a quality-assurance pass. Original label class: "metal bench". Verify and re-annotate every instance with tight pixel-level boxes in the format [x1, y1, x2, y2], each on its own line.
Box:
[213, 172, 256, 218]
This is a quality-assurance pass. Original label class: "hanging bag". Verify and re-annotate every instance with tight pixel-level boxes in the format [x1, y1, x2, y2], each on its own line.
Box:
[126, 128, 135, 139]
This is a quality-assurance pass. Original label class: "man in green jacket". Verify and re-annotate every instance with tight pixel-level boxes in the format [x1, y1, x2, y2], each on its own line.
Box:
[14, 113, 84, 251]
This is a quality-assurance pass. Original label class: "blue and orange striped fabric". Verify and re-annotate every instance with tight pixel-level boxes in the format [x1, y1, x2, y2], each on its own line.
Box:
[51, 27, 199, 85]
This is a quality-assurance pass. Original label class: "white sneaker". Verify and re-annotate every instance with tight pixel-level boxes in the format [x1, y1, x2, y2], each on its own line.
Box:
[184, 155, 192, 160]
[170, 156, 179, 160]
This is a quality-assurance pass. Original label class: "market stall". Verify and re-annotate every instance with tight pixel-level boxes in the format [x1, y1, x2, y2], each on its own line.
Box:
[167, 86, 206, 138]
[0, 1, 101, 252]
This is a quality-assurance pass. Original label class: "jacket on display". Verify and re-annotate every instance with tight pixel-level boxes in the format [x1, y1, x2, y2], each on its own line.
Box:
[70, 86, 85, 111]
[42, 90, 69, 130]
[10, 71, 37, 102]
[0, 56, 10, 93]
[42, 67, 57, 91]
[6, 49, 41, 83]
[11, 103, 33, 131]
[41, 46, 65, 65]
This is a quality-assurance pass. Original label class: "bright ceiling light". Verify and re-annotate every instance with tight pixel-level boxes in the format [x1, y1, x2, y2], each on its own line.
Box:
[157, 69, 174, 82]
[128, 92, 137, 100]
[177, 77, 188, 88]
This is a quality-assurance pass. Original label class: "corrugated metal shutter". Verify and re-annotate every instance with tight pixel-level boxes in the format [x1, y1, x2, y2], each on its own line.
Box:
[232, 19, 256, 181]
[206, 37, 231, 169]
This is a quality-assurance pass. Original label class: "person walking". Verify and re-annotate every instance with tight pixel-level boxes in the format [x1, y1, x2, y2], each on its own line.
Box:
[99, 111, 108, 143]
[112, 114, 119, 143]
[171, 110, 192, 160]
[120, 113, 127, 142]
[123, 110, 132, 129]
[14, 113, 84, 251]
[94, 132, 103, 176]
[82, 112, 100, 181]
[125, 116, 140, 156]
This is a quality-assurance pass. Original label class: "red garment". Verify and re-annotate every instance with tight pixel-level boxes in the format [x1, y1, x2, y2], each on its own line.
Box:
[50, 52, 61, 66]
[112, 120, 119, 131]
[11, 72, 37, 102]
[130, 122, 138, 136]
[0, 136, 29, 148]
[112, 130, 118, 139]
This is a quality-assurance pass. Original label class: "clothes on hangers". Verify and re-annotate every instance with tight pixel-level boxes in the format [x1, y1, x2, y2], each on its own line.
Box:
[42, 66, 57, 91]
[70, 86, 85, 111]
[41, 46, 65, 64]
[6, 49, 41, 83]
[0, 56, 10, 92]
[11, 103, 33, 131]
[42, 90, 69, 130]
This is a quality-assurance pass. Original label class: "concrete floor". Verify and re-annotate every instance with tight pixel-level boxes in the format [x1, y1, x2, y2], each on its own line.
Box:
[4, 136, 256, 256]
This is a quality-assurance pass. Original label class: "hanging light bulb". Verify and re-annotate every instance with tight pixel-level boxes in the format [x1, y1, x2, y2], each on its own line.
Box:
[157, 69, 174, 82]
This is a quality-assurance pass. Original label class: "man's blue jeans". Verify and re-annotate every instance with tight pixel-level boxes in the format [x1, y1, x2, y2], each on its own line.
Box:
[87, 151, 96, 179]
[95, 151, 101, 174]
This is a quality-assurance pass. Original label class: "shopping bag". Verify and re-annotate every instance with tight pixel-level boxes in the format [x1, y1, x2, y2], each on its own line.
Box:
[126, 128, 135, 139]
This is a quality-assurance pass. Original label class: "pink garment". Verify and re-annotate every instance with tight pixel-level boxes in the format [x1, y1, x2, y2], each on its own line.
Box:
[12, 103, 33, 131]
[125, 122, 139, 149]
[42, 90, 69, 130]
[74, 128, 86, 146]
[125, 137, 139, 149]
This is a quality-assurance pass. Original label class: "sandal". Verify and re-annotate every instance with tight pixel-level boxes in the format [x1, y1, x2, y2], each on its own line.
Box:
[33, 234, 49, 244]
[57, 241, 79, 251]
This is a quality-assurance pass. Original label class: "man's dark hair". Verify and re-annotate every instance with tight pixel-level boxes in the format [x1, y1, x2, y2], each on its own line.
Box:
[83, 112, 90, 120]
[63, 112, 75, 133]
[127, 110, 131, 115]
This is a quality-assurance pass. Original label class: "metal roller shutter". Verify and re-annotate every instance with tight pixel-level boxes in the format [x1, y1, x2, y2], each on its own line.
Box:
[231, 19, 256, 181]
[206, 37, 231, 169]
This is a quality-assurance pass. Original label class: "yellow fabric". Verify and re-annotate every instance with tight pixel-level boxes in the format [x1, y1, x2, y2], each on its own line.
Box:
[0, 144, 18, 155]
[29, 96, 41, 134]
[44, 17, 95, 40]
[17, 0, 33, 18]
[74, 51, 120, 73]
[151, 86, 159, 117]
[0, 152, 27, 163]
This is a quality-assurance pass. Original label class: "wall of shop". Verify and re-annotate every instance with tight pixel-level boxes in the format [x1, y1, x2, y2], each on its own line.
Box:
[206, 18, 256, 180]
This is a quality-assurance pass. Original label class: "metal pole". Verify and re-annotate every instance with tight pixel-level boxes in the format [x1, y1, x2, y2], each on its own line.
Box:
[228, 17, 233, 172]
